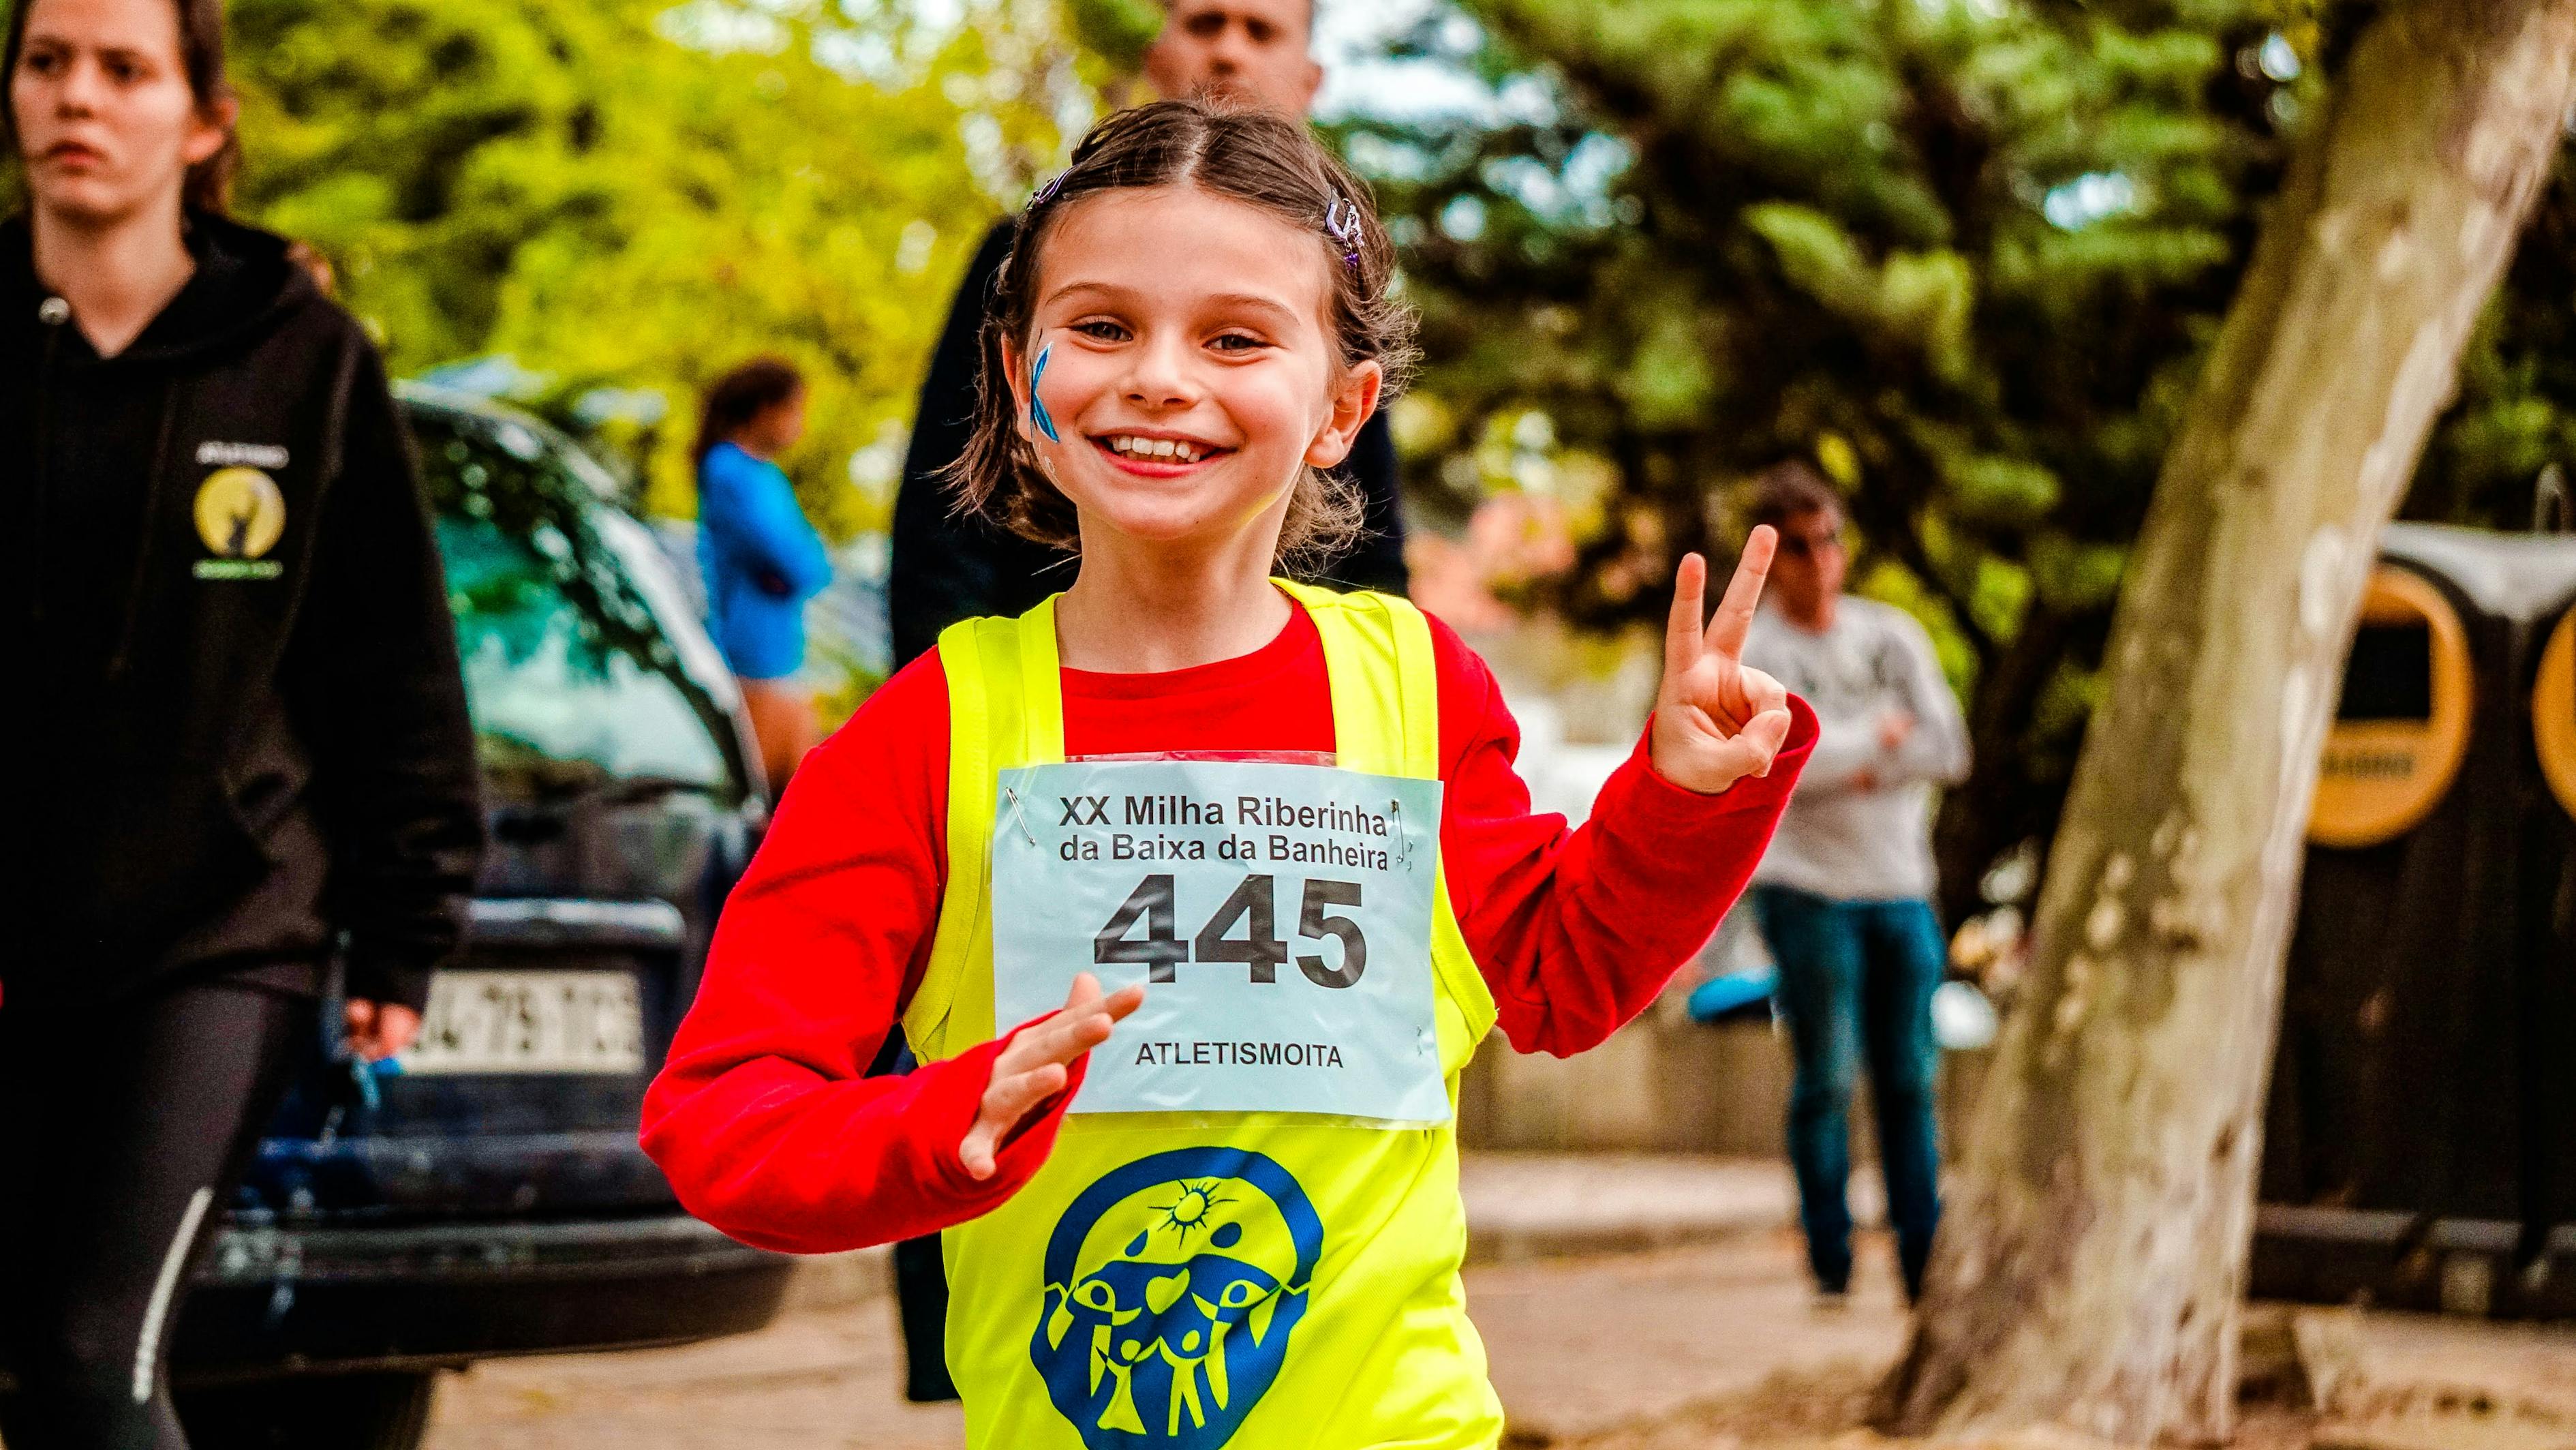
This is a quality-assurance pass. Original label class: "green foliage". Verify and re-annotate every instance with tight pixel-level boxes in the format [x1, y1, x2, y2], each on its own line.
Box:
[224, 0, 1083, 541]
[2408, 182, 2576, 532]
[1347, 0, 2298, 909]
[1362, 0, 2576, 906]
[1064, 0, 1162, 70]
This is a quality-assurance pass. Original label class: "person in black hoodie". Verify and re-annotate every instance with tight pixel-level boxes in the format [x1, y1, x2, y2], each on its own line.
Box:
[0, 0, 483, 1444]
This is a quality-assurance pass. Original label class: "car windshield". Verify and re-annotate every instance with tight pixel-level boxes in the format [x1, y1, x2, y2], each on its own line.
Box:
[409, 400, 747, 807]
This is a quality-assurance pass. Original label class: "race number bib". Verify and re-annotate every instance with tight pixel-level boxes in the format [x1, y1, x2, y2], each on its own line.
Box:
[991, 758, 1449, 1126]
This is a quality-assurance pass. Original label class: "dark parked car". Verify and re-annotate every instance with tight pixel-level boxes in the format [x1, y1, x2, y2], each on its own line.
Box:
[160, 386, 792, 1449]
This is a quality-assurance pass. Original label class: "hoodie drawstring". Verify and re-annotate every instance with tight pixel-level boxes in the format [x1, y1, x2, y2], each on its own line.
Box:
[30, 296, 67, 627]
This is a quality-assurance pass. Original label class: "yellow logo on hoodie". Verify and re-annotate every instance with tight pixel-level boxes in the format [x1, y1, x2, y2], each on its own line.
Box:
[193, 467, 286, 580]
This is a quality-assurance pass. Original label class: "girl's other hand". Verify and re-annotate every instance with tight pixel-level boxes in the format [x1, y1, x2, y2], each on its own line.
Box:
[960, 972, 1146, 1181]
[346, 999, 423, 1061]
[1650, 528, 1797, 795]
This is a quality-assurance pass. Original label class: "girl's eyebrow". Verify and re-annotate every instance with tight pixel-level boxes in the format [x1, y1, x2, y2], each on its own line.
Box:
[1041, 280, 1302, 326]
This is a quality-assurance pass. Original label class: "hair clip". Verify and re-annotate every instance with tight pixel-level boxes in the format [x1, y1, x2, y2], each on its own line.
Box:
[1325, 196, 1365, 270]
[1029, 344, 1060, 444]
[1030, 170, 1068, 211]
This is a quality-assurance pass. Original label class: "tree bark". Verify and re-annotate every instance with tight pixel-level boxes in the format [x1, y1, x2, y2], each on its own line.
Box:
[1876, 2, 2576, 1443]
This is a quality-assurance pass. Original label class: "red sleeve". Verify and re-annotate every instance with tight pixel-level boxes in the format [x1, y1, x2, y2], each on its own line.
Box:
[639, 652, 1082, 1254]
[1426, 614, 1820, 1057]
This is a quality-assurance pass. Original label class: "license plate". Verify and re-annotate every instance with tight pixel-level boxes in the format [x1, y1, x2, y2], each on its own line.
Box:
[403, 970, 645, 1076]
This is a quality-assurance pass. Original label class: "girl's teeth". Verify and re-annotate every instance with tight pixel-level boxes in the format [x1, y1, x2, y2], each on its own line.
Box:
[1109, 436, 1206, 463]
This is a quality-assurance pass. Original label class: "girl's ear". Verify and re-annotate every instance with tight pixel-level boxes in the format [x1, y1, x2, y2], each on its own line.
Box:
[1304, 361, 1385, 470]
[1000, 338, 1035, 443]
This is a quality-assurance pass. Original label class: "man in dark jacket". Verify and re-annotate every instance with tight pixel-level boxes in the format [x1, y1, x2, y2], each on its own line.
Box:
[889, 0, 1407, 668]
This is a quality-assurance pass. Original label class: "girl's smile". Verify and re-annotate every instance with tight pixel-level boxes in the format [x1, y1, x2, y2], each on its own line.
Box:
[1092, 427, 1234, 474]
[1007, 183, 1378, 553]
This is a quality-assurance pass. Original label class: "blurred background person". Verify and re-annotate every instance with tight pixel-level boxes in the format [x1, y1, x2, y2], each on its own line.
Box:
[693, 355, 832, 797]
[0, 0, 484, 1442]
[886, 0, 1407, 671]
[1738, 462, 1970, 1309]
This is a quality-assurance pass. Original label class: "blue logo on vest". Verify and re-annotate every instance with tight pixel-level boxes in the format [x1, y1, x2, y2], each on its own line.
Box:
[1032, 1147, 1321, 1449]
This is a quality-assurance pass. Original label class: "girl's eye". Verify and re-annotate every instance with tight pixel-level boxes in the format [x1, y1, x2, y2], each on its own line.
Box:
[1209, 333, 1268, 354]
[1073, 320, 1129, 342]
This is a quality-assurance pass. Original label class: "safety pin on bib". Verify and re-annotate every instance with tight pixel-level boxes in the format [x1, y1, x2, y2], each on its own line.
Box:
[1000, 785, 1039, 847]
[1388, 798, 1415, 869]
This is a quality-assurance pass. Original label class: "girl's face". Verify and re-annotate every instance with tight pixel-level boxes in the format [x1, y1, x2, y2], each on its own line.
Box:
[11, 0, 228, 226]
[1007, 184, 1381, 557]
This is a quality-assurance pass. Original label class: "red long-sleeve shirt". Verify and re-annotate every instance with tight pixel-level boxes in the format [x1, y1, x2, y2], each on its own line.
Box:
[641, 604, 1815, 1254]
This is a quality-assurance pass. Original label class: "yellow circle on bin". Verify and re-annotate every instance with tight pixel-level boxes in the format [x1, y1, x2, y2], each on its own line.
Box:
[2308, 566, 2472, 849]
[194, 466, 286, 560]
[2532, 612, 2576, 819]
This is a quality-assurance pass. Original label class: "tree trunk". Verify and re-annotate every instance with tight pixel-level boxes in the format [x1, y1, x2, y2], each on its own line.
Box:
[1876, 2, 2576, 1443]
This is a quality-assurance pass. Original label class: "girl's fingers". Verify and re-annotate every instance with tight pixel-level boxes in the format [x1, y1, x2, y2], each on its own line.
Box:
[1062, 971, 1104, 1013]
[998, 976, 1144, 1078]
[1731, 708, 1795, 779]
[1665, 553, 1708, 682]
[1741, 665, 1790, 717]
[1703, 527, 1779, 663]
[963, 974, 1144, 1182]
[962, 1061, 1072, 1180]
[1024, 1008, 1112, 1070]
[989, 1061, 1069, 1122]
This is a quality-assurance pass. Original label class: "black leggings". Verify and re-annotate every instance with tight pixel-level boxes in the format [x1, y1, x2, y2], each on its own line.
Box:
[0, 980, 311, 1450]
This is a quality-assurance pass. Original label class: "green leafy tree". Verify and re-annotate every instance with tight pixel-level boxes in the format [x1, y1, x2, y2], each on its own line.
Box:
[1361, 0, 2576, 909]
[1343, 0, 2302, 918]
[225, 0, 1086, 541]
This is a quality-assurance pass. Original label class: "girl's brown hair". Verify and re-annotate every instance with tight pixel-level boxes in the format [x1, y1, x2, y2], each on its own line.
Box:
[3, 0, 240, 215]
[948, 98, 1417, 573]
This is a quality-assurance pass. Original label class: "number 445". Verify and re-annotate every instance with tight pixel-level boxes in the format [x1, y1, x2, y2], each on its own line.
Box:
[1094, 874, 1367, 988]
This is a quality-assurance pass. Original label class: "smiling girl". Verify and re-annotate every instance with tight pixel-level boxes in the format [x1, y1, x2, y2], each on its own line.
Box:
[645, 101, 1817, 1449]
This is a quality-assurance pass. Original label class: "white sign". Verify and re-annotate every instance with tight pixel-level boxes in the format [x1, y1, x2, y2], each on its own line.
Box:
[991, 758, 1449, 1125]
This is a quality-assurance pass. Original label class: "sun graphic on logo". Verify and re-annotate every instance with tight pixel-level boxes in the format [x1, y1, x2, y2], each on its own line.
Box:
[1150, 1180, 1234, 1243]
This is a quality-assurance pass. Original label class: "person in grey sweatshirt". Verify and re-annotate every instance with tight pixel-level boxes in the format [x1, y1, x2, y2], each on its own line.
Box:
[1738, 462, 1971, 1305]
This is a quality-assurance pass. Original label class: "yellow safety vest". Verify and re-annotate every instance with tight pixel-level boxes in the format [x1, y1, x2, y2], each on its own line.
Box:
[904, 581, 1505, 1450]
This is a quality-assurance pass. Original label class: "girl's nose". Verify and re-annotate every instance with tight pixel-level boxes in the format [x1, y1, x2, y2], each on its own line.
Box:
[1122, 335, 1199, 410]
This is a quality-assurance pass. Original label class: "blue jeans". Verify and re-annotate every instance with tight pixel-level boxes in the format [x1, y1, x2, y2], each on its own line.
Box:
[1752, 885, 1946, 1298]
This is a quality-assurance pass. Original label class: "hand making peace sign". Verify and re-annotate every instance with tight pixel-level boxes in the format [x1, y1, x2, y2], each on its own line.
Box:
[1649, 526, 1797, 795]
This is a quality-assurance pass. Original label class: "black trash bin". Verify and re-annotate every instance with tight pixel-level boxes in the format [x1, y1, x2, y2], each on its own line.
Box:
[2256, 523, 2576, 1318]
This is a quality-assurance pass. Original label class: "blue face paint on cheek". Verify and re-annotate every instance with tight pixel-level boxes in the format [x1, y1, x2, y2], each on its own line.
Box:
[1030, 344, 1061, 444]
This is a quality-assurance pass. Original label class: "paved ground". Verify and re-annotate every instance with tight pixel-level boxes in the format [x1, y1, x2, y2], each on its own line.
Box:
[1459, 1153, 1881, 1266]
[423, 1155, 1871, 1450]
[425, 1228, 1907, 1450]
[418, 1155, 2576, 1449]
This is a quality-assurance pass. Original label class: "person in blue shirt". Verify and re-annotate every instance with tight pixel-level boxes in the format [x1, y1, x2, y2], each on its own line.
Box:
[694, 357, 832, 794]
